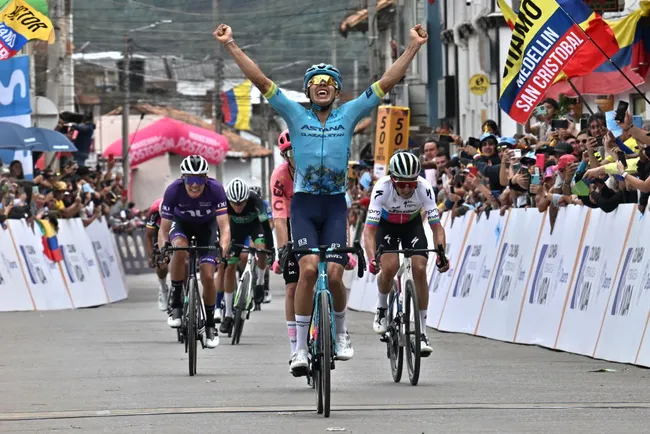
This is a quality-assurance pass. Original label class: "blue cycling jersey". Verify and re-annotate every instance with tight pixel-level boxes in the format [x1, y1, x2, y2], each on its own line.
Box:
[264, 81, 385, 195]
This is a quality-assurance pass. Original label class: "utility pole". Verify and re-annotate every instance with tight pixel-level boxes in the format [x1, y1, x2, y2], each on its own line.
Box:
[121, 35, 131, 191]
[46, 0, 65, 170]
[62, 0, 74, 112]
[331, 23, 337, 67]
[213, 0, 224, 182]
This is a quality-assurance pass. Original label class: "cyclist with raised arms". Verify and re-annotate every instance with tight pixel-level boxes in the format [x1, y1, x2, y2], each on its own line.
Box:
[158, 155, 230, 349]
[363, 151, 450, 355]
[145, 197, 169, 311]
[215, 22, 428, 375]
[217, 177, 274, 336]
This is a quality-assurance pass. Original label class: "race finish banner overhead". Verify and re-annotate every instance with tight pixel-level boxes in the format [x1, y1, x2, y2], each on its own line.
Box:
[499, 0, 590, 124]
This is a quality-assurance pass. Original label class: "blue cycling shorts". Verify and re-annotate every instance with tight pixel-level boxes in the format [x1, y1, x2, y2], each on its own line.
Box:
[290, 193, 347, 265]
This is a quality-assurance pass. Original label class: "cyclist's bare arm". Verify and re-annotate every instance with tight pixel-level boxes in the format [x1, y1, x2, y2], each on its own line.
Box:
[145, 226, 156, 256]
[431, 223, 446, 251]
[378, 24, 428, 94]
[158, 218, 172, 248]
[363, 224, 378, 262]
[214, 24, 272, 95]
[216, 214, 231, 256]
[275, 218, 289, 247]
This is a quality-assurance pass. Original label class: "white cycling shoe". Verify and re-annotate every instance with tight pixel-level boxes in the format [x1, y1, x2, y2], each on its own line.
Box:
[335, 332, 354, 361]
[157, 283, 169, 311]
[290, 349, 309, 376]
[373, 308, 388, 334]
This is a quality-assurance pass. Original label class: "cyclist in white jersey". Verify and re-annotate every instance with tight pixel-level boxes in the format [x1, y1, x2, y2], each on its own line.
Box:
[363, 151, 450, 355]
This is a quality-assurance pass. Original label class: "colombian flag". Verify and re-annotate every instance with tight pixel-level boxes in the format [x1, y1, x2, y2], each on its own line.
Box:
[499, 0, 650, 98]
[35, 219, 63, 262]
[499, 0, 588, 123]
[0, 0, 55, 60]
[549, 2, 650, 97]
[221, 80, 252, 131]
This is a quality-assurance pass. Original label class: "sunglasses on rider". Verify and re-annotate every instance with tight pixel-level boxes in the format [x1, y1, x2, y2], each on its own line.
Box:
[184, 175, 207, 186]
[308, 74, 338, 89]
[391, 178, 418, 189]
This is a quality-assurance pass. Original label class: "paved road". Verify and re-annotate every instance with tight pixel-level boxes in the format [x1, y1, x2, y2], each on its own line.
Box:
[1, 274, 649, 433]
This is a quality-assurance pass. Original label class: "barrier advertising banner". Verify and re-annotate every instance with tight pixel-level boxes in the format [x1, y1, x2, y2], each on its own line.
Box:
[0, 225, 33, 311]
[0, 218, 129, 312]
[346, 204, 650, 368]
[86, 219, 128, 303]
[476, 209, 545, 342]
[427, 212, 472, 328]
[555, 205, 634, 355]
[595, 210, 650, 365]
[514, 206, 589, 346]
[7, 219, 72, 310]
[438, 212, 506, 333]
[56, 219, 109, 307]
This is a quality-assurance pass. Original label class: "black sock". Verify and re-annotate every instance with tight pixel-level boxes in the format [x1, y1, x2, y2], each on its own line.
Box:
[205, 304, 215, 328]
[171, 280, 184, 308]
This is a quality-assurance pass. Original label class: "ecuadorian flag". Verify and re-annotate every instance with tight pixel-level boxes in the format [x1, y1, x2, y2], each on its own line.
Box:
[221, 80, 252, 131]
[35, 219, 63, 262]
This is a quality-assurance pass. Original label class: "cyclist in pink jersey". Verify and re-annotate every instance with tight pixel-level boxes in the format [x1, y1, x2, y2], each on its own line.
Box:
[271, 130, 301, 367]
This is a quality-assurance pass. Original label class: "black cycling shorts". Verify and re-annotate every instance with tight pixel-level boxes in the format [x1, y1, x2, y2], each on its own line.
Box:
[230, 221, 265, 260]
[169, 217, 220, 265]
[282, 218, 299, 284]
[375, 214, 428, 258]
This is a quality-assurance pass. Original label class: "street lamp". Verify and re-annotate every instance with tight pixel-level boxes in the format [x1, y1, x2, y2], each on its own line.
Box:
[121, 20, 173, 194]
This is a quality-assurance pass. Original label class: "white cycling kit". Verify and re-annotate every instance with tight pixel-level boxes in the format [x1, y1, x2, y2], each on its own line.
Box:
[366, 176, 440, 228]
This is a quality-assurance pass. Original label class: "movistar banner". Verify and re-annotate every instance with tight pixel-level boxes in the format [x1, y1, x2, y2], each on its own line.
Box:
[499, 0, 588, 123]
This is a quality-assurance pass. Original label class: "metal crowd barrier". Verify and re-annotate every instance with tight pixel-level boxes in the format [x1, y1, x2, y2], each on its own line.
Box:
[113, 228, 152, 275]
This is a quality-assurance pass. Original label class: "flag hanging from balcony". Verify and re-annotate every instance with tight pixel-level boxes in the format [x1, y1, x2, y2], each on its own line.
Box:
[221, 80, 252, 131]
[0, 0, 55, 60]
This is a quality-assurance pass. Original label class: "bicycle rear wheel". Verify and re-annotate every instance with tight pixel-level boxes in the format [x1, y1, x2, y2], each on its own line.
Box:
[188, 278, 198, 376]
[319, 290, 332, 418]
[387, 284, 403, 383]
[404, 280, 421, 386]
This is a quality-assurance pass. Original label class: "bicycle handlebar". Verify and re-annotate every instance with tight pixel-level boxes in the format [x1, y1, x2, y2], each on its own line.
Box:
[282, 240, 366, 279]
[231, 244, 274, 256]
[375, 245, 448, 267]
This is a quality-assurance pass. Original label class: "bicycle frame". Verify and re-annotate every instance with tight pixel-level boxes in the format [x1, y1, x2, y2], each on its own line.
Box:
[311, 258, 336, 355]
[284, 242, 366, 356]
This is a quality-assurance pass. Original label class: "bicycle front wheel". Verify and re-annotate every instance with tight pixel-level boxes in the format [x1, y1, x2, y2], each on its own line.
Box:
[404, 280, 421, 386]
[387, 285, 403, 383]
[319, 290, 332, 418]
[232, 270, 250, 344]
[188, 278, 198, 376]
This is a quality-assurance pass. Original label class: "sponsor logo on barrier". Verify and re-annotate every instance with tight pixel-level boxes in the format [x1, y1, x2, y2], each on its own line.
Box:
[611, 247, 647, 317]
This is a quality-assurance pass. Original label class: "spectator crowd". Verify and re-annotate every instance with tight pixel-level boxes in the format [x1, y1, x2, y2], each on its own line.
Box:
[0, 112, 146, 233]
[346, 98, 650, 230]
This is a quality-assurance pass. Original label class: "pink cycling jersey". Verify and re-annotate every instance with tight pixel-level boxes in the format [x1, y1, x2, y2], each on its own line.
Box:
[270, 161, 294, 219]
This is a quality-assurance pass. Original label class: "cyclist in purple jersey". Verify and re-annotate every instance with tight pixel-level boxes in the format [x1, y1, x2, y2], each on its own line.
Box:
[158, 155, 231, 348]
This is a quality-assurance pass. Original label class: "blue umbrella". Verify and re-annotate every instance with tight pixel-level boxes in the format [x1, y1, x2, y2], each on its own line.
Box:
[0, 122, 41, 150]
[26, 127, 78, 152]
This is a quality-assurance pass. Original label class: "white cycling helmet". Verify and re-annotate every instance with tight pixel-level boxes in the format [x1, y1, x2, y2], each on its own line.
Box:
[180, 155, 209, 175]
[388, 151, 421, 180]
[226, 178, 250, 203]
